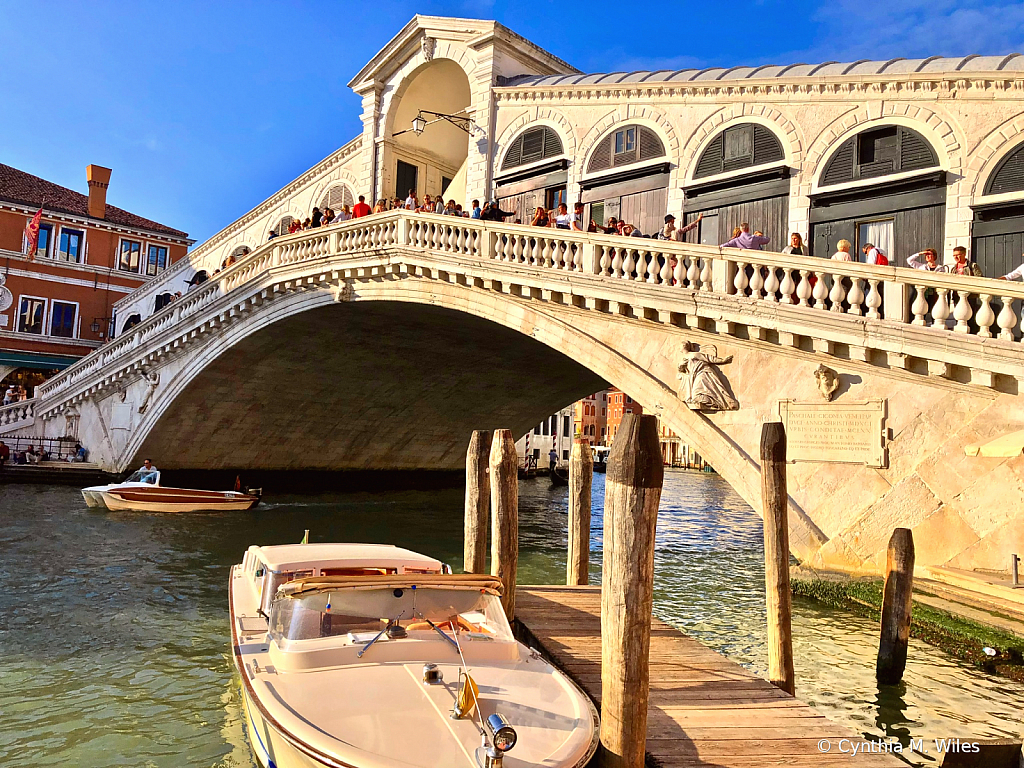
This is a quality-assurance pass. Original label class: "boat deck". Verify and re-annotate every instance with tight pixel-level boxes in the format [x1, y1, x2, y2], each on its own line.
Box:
[515, 586, 904, 768]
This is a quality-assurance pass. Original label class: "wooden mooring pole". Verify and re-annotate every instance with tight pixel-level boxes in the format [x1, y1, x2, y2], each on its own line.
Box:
[464, 430, 491, 574]
[601, 414, 663, 768]
[567, 439, 593, 586]
[760, 421, 795, 696]
[877, 528, 915, 685]
[489, 429, 519, 621]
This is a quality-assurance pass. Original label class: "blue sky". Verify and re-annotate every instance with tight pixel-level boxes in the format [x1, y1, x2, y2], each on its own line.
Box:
[2, 0, 1023, 245]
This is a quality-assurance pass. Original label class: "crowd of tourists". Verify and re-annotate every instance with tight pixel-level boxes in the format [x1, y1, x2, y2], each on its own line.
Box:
[260, 191, 1024, 280]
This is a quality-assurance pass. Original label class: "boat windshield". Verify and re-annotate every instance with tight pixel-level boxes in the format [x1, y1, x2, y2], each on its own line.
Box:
[269, 586, 513, 644]
[124, 470, 159, 484]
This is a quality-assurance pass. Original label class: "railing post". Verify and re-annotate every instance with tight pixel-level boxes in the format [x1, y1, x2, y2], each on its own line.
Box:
[884, 280, 909, 323]
[480, 227, 496, 261]
[712, 255, 735, 294]
[760, 422, 795, 696]
[582, 241, 598, 275]
[396, 213, 410, 246]
[877, 528, 915, 685]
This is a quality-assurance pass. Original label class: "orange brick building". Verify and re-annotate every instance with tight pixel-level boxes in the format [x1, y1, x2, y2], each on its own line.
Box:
[574, 390, 608, 445]
[605, 387, 642, 444]
[0, 163, 191, 394]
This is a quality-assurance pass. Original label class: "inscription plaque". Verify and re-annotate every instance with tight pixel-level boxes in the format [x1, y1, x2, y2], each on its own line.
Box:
[777, 399, 887, 468]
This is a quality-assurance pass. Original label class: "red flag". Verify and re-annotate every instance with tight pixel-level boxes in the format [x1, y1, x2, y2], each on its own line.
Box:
[24, 208, 42, 261]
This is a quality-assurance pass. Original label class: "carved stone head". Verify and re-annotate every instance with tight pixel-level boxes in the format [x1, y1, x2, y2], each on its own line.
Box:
[814, 364, 840, 401]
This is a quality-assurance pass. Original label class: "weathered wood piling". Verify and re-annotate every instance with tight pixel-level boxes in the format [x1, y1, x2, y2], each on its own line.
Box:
[567, 439, 593, 586]
[489, 428, 519, 621]
[601, 413, 663, 768]
[464, 429, 491, 574]
[877, 527, 915, 684]
[760, 421, 795, 696]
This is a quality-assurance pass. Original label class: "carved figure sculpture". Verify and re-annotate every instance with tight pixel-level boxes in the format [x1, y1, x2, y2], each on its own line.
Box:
[814, 364, 840, 401]
[138, 369, 160, 414]
[677, 341, 739, 411]
[333, 280, 354, 302]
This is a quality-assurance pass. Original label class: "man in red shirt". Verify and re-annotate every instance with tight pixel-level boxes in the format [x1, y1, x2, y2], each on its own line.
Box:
[351, 195, 371, 218]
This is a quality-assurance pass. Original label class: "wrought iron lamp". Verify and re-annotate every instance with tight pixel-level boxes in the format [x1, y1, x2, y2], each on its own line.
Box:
[395, 109, 473, 137]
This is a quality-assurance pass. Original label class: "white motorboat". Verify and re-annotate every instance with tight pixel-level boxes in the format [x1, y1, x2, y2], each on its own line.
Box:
[82, 469, 260, 512]
[229, 542, 599, 768]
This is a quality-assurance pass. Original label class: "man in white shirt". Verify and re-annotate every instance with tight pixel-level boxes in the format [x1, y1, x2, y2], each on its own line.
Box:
[861, 243, 883, 265]
[1000, 255, 1024, 280]
[404, 189, 417, 210]
[554, 203, 573, 229]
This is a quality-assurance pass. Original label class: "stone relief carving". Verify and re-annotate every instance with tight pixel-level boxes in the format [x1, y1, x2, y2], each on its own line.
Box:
[421, 36, 435, 61]
[138, 369, 160, 414]
[814, 364, 840, 401]
[677, 341, 739, 412]
[63, 406, 80, 439]
[333, 280, 354, 302]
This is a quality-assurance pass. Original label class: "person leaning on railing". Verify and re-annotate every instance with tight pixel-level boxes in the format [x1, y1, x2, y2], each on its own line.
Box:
[720, 223, 769, 250]
[999, 255, 1024, 280]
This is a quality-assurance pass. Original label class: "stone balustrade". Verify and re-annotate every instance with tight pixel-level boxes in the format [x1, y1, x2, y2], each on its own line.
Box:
[32, 210, 1024, 412]
[0, 399, 35, 434]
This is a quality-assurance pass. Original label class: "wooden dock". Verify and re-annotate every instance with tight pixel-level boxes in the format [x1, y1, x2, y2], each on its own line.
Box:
[516, 586, 905, 768]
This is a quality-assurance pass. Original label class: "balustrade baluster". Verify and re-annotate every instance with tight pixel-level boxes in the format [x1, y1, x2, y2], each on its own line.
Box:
[541, 238, 552, 268]
[911, 285, 929, 325]
[749, 263, 765, 299]
[953, 290, 974, 333]
[931, 289, 950, 329]
[572, 244, 583, 272]
[646, 251, 660, 283]
[513, 236, 524, 264]
[734, 262, 749, 296]
[976, 294, 996, 338]
[847, 278, 865, 315]
[699, 258, 712, 291]
[600, 246, 611, 276]
[997, 297, 1018, 341]
[763, 266, 779, 302]
[828, 273, 847, 312]
[801, 272, 821, 308]
[865, 280, 882, 319]
[622, 249, 635, 280]
[686, 255, 699, 288]
[611, 248, 623, 278]
[667, 254, 680, 286]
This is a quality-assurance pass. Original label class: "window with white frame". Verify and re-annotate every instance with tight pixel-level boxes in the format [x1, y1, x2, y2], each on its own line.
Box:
[50, 301, 77, 338]
[35, 223, 53, 259]
[18, 296, 46, 334]
[119, 239, 142, 272]
[57, 228, 84, 263]
[146, 244, 168, 276]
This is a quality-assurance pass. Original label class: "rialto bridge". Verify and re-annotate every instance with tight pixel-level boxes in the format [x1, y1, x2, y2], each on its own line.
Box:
[3, 16, 1024, 577]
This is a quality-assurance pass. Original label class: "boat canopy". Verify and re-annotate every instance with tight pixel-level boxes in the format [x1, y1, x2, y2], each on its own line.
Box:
[278, 573, 504, 598]
[252, 543, 443, 574]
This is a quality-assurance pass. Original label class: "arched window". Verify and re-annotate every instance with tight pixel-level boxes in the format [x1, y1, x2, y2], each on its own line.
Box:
[121, 314, 142, 334]
[154, 292, 174, 311]
[501, 127, 563, 170]
[230, 245, 251, 259]
[984, 143, 1024, 196]
[272, 217, 294, 237]
[319, 185, 353, 211]
[587, 125, 665, 173]
[820, 125, 937, 187]
[694, 124, 784, 179]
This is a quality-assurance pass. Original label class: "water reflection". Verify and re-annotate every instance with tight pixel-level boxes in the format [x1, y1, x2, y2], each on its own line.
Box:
[0, 471, 1020, 767]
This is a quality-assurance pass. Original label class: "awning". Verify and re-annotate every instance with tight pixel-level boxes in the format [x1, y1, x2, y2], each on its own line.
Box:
[0, 350, 80, 370]
[441, 159, 468, 207]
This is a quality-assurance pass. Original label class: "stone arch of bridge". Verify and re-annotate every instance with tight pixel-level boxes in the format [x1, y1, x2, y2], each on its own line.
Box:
[119, 276, 825, 560]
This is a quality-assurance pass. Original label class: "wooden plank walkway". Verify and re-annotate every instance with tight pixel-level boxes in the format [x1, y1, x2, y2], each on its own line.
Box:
[516, 586, 905, 768]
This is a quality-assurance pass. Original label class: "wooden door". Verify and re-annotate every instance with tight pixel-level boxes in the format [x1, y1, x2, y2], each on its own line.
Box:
[396, 160, 418, 199]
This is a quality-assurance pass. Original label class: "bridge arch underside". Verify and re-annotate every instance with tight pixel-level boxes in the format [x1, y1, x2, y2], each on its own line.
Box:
[135, 302, 606, 472]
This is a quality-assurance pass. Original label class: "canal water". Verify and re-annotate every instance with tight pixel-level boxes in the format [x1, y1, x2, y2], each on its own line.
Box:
[0, 470, 1020, 767]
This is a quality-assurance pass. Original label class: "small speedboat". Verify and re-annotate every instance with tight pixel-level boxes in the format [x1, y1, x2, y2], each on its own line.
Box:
[229, 542, 599, 768]
[82, 469, 260, 512]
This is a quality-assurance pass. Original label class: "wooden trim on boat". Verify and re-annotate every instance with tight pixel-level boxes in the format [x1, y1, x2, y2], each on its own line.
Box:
[228, 571, 359, 768]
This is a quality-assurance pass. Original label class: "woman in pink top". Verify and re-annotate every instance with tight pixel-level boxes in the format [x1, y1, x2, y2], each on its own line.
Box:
[831, 239, 853, 261]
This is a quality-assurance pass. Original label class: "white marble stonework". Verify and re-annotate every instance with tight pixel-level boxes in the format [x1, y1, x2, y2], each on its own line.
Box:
[6, 18, 1024, 577]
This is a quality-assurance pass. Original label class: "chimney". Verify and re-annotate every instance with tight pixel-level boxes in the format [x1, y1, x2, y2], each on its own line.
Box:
[86, 164, 112, 219]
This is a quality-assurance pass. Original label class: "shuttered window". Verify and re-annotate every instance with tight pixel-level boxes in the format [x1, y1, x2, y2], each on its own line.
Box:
[587, 125, 665, 173]
[501, 127, 563, 170]
[820, 126, 938, 187]
[273, 217, 294, 236]
[320, 185, 354, 210]
[693, 124, 784, 179]
[984, 143, 1024, 196]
